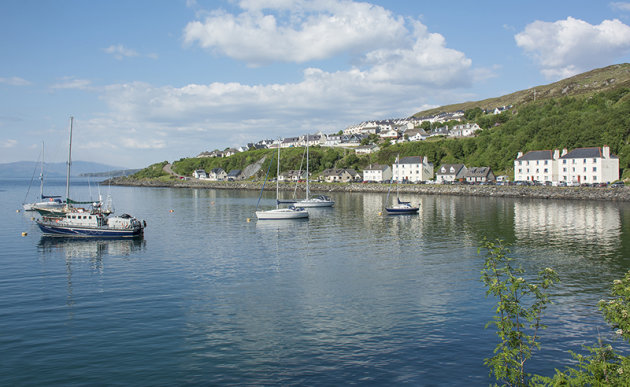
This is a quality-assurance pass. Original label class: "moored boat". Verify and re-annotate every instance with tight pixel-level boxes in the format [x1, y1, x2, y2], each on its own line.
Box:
[255, 145, 309, 220]
[35, 116, 146, 237]
[37, 211, 145, 237]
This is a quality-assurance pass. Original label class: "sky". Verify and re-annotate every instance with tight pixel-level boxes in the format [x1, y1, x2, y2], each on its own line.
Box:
[1, 0, 630, 169]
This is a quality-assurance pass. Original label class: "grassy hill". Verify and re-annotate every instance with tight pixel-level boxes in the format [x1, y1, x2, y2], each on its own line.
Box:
[132, 63, 630, 181]
[413, 63, 630, 117]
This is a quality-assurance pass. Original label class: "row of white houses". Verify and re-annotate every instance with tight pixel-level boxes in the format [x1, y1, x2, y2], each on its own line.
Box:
[514, 146, 619, 184]
[194, 145, 620, 185]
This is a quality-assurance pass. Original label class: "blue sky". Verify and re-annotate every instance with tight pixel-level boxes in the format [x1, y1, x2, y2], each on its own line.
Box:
[2, 0, 630, 168]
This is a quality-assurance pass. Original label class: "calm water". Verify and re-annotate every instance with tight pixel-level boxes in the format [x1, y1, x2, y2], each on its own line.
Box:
[2, 178, 630, 385]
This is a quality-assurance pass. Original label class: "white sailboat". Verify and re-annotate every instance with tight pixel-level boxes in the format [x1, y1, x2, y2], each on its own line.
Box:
[385, 154, 419, 215]
[295, 134, 334, 208]
[256, 145, 309, 220]
[22, 142, 65, 212]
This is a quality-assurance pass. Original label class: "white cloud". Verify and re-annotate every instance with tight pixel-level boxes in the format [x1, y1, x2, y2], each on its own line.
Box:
[183, 0, 409, 65]
[1, 139, 17, 148]
[0, 76, 31, 86]
[611, 2, 630, 12]
[104, 44, 139, 60]
[51, 76, 93, 90]
[515, 17, 630, 79]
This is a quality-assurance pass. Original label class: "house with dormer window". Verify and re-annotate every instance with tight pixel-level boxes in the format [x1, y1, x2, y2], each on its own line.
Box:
[436, 164, 467, 183]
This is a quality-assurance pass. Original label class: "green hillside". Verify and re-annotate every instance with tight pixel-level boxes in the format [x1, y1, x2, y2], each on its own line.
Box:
[131, 64, 630, 180]
[414, 63, 630, 117]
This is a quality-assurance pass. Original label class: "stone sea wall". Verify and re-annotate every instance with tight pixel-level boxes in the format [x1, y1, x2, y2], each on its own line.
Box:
[106, 177, 630, 202]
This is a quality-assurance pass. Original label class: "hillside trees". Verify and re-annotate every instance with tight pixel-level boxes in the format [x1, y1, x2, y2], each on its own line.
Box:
[135, 87, 630, 179]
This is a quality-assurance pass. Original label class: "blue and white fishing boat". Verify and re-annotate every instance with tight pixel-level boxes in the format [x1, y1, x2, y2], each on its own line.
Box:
[36, 117, 146, 237]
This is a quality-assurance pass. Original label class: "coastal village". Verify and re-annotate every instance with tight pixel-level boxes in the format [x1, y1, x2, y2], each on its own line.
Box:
[189, 106, 620, 187]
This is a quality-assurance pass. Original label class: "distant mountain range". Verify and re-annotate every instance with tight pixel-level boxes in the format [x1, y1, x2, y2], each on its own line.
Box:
[0, 161, 136, 178]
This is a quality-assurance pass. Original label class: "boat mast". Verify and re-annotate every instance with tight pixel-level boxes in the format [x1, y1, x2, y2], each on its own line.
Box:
[276, 145, 280, 209]
[65, 116, 73, 209]
[39, 141, 44, 199]
[306, 133, 309, 199]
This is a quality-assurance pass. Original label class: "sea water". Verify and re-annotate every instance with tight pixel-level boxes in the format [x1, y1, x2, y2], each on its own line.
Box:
[2, 178, 630, 385]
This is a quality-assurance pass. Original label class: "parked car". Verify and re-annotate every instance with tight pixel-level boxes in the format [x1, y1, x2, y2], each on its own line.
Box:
[610, 181, 625, 188]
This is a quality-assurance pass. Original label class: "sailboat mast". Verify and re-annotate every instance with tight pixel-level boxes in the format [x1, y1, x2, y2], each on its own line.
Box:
[39, 141, 44, 199]
[276, 145, 280, 209]
[65, 116, 73, 208]
[306, 133, 309, 198]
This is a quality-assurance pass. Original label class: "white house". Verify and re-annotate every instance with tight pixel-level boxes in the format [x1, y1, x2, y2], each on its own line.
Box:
[363, 164, 392, 183]
[514, 150, 559, 183]
[450, 123, 481, 138]
[514, 146, 619, 184]
[355, 144, 379, 155]
[208, 168, 227, 181]
[278, 170, 306, 182]
[321, 168, 361, 183]
[392, 156, 434, 183]
[559, 146, 619, 184]
[404, 128, 430, 142]
[193, 169, 207, 179]
[436, 164, 467, 183]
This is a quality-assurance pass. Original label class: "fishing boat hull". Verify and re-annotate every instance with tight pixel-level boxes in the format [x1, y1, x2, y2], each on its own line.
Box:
[256, 207, 309, 220]
[36, 221, 144, 237]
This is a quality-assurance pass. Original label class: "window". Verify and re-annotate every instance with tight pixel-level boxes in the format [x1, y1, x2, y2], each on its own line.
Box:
[584, 167, 587, 172]
[563, 167, 567, 172]
[593, 167, 597, 172]
[563, 160, 567, 164]
[583, 159, 586, 163]
[544, 160, 548, 165]
[544, 168, 548, 173]
[593, 158, 597, 162]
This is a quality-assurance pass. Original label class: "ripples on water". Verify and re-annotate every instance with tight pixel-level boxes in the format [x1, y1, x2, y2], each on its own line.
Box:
[2, 179, 630, 385]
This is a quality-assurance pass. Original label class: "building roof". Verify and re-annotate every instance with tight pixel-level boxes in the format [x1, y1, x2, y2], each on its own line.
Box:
[466, 167, 493, 178]
[211, 168, 225, 173]
[516, 150, 554, 161]
[437, 164, 465, 175]
[227, 169, 241, 177]
[398, 156, 423, 164]
[364, 164, 388, 171]
[561, 147, 618, 159]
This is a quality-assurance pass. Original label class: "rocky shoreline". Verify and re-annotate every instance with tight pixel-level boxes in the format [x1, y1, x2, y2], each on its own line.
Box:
[105, 177, 630, 202]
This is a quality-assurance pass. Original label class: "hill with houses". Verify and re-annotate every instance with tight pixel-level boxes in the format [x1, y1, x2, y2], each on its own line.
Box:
[133, 63, 630, 182]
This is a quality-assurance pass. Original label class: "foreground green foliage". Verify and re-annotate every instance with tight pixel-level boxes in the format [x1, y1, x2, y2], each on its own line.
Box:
[481, 240, 630, 386]
[480, 239, 559, 386]
[533, 271, 630, 386]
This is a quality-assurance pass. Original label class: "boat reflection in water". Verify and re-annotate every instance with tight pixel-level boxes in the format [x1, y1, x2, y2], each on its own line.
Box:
[38, 235, 146, 261]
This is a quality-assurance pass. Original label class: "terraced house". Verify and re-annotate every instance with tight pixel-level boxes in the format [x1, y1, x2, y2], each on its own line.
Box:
[514, 146, 619, 184]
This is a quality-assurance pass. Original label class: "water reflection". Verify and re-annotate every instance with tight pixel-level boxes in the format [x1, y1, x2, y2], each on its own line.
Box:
[514, 201, 621, 253]
[38, 236, 146, 260]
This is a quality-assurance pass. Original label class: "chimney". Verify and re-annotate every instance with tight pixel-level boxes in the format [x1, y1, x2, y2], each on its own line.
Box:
[517, 151, 523, 158]
[603, 145, 610, 158]
[423, 156, 428, 164]
[561, 148, 568, 157]
[553, 149, 559, 160]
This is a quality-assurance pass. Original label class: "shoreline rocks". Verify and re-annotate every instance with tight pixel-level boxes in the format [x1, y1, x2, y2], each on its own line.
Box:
[104, 177, 630, 202]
